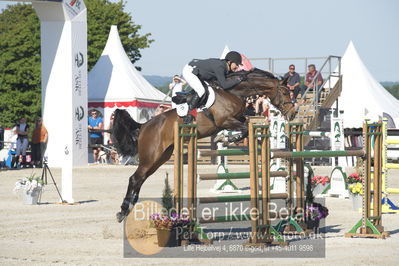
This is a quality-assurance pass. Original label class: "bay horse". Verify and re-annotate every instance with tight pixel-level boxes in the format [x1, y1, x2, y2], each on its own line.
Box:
[113, 69, 297, 222]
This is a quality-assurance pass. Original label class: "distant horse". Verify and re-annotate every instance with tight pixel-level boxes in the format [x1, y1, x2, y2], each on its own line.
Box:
[113, 69, 296, 222]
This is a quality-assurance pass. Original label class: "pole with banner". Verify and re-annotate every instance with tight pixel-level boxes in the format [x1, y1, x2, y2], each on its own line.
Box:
[31, 0, 88, 203]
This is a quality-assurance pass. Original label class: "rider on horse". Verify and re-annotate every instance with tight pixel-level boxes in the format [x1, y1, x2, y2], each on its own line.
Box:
[182, 51, 245, 123]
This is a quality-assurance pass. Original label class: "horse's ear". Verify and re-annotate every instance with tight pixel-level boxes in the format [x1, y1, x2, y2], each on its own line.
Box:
[280, 76, 289, 86]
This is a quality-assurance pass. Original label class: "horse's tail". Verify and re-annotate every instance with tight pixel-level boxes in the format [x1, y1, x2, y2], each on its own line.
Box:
[111, 109, 142, 157]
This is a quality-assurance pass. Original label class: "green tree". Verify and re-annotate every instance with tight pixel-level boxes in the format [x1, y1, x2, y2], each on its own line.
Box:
[162, 173, 173, 212]
[0, 4, 41, 128]
[0, 1, 153, 128]
[384, 84, 399, 100]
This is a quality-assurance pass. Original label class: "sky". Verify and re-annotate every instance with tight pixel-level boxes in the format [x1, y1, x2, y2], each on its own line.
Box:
[1, 0, 398, 81]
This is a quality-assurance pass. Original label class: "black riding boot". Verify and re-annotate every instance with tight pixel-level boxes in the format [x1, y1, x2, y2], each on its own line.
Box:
[183, 92, 201, 124]
[188, 92, 201, 110]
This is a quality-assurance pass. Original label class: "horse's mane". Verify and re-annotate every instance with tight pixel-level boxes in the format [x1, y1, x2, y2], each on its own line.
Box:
[226, 68, 276, 79]
[208, 68, 278, 90]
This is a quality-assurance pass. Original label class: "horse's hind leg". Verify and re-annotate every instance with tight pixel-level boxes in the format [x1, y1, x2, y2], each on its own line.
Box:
[116, 166, 148, 223]
[116, 145, 174, 223]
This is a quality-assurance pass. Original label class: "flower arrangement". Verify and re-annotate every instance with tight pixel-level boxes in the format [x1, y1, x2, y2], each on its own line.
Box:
[13, 175, 44, 194]
[348, 182, 363, 195]
[310, 176, 330, 186]
[150, 175, 192, 231]
[346, 173, 362, 184]
[150, 212, 191, 231]
[306, 203, 329, 221]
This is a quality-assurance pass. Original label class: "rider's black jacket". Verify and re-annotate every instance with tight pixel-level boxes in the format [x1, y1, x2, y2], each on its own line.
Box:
[189, 58, 240, 89]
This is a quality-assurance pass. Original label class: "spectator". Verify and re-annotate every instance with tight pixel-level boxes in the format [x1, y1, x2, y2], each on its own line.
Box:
[88, 109, 104, 163]
[255, 95, 270, 118]
[169, 75, 187, 109]
[31, 117, 48, 168]
[243, 97, 256, 116]
[300, 64, 323, 100]
[12, 118, 29, 168]
[283, 64, 301, 99]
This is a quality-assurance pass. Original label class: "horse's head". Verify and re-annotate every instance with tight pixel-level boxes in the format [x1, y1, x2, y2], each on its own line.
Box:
[268, 79, 297, 121]
[229, 69, 297, 120]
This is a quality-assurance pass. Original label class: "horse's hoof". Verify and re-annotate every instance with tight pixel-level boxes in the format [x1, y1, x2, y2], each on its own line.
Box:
[116, 211, 127, 223]
[214, 134, 226, 143]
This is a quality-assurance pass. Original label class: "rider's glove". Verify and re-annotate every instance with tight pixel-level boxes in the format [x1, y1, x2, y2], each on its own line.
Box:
[238, 75, 247, 82]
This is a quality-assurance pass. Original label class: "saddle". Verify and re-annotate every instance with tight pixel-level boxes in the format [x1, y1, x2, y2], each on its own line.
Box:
[171, 80, 210, 109]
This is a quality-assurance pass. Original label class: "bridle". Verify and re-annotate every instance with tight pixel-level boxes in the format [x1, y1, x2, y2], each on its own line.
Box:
[234, 74, 297, 118]
[270, 83, 295, 116]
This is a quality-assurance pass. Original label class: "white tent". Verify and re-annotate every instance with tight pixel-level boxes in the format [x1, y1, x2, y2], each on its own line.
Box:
[220, 45, 230, 59]
[337, 41, 399, 128]
[88, 25, 168, 140]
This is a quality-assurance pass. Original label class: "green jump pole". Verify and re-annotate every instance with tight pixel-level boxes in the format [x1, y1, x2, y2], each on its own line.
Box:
[200, 149, 249, 157]
[199, 193, 288, 204]
[271, 149, 365, 159]
[199, 212, 289, 224]
[199, 170, 288, 180]
[200, 148, 283, 157]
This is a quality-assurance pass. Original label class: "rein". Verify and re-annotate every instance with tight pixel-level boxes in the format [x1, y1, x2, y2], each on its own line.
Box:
[269, 82, 294, 116]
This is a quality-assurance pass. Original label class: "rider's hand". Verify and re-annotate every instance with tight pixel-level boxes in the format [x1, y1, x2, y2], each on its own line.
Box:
[238, 75, 247, 82]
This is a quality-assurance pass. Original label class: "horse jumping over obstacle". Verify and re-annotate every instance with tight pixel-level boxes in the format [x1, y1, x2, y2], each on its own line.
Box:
[175, 120, 390, 243]
[112, 69, 297, 222]
[174, 121, 289, 245]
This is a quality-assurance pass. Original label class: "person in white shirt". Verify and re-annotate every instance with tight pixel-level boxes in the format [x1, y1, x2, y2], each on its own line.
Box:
[169, 75, 186, 109]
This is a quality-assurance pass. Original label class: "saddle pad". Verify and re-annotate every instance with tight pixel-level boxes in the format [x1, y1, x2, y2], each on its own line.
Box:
[198, 86, 215, 112]
[175, 86, 216, 117]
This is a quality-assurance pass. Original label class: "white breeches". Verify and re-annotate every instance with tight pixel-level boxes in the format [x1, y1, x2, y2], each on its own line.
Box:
[16, 138, 29, 156]
[182, 64, 205, 97]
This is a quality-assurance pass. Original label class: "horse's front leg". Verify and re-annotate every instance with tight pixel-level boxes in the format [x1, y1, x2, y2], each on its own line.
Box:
[217, 116, 248, 143]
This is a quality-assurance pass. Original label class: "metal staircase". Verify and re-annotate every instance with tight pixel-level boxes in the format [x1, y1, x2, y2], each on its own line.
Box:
[249, 55, 342, 132]
[291, 56, 342, 131]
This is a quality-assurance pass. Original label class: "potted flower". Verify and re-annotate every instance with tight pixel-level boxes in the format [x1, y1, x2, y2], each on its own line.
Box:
[150, 174, 192, 247]
[310, 175, 330, 197]
[13, 175, 44, 205]
[346, 173, 363, 211]
[150, 212, 191, 247]
[346, 172, 362, 184]
[305, 202, 329, 230]
[348, 182, 363, 211]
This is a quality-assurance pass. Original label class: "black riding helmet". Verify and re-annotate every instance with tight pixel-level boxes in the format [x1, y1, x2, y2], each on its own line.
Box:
[225, 51, 242, 65]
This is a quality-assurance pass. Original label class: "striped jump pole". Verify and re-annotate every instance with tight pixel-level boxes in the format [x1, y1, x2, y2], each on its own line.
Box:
[173, 122, 211, 243]
[274, 122, 308, 234]
[247, 122, 287, 245]
[345, 121, 389, 239]
[173, 122, 198, 218]
[381, 118, 399, 213]
[299, 131, 331, 137]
